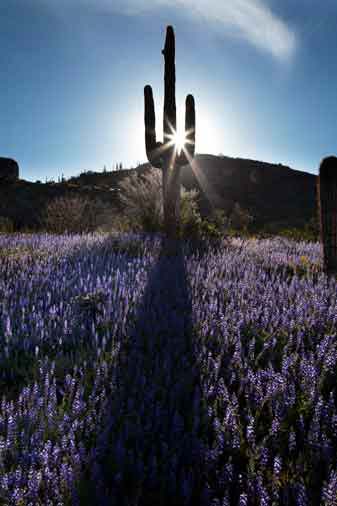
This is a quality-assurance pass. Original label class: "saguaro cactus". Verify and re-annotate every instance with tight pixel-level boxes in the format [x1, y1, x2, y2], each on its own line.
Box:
[144, 25, 195, 240]
[318, 156, 337, 275]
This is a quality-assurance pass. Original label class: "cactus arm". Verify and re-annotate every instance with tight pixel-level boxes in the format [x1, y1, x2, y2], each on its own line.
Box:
[144, 85, 163, 168]
[185, 94, 195, 160]
[177, 93, 195, 167]
[162, 26, 176, 165]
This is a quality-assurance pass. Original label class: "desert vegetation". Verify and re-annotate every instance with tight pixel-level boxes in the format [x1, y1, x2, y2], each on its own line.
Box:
[0, 233, 337, 505]
[43, 195, 109, 234]
[0, 150, 334, 505]
[0, 19, 336, 506]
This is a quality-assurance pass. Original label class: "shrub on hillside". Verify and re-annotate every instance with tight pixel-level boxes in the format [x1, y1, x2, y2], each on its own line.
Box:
[0, 216, 14, 233]
[43, 195, 111, 233]
[118, 168, 225, 244]
[229, 202, 254, 232]
[257, 216, 319, 242]
[118, 168, 163, 233]
[180, 187, 202, 238]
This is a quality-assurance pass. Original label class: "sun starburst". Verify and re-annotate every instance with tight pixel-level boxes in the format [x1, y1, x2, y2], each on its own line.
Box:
[169, 130, 187, 153]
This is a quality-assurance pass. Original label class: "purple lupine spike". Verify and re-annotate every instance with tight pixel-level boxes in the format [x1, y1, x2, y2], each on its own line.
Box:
[288, 429, 296, 453]
[322, 470, 337, 505]
[239, 493, 248, 506]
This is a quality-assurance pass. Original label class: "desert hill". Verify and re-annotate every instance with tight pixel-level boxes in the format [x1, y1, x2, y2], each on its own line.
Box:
[1, 154, 317, 231]
[138, 154, 317, 230]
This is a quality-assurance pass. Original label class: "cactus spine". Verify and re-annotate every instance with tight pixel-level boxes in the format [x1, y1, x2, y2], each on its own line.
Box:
[144, 26, 195, 240]
[318, 156, 337, 275]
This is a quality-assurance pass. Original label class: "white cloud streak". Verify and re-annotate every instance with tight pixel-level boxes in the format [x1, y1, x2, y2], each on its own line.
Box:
[99, 0, 297, 61]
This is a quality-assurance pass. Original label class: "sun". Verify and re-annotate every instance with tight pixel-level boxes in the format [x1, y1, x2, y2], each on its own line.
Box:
[167, 128, 187, 153]
[172, 130, 187, 152]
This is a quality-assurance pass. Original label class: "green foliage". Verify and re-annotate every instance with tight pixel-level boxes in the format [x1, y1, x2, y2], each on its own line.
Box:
[118, 169, 227, 247]
[106, 214, 133, 234]
[269, 222, 319, 243]
[43, 195, 111, 234]
[245, 216, 320, 242]
[229, 202, 254, 232]
[0, 216, 14, 233]
[179, 187, 202, 239]
[118, 168, 164, 233]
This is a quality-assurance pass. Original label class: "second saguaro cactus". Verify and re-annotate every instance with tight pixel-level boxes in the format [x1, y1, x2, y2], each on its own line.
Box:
[144, 25, 195, 240]
[318, 156, 337, 275]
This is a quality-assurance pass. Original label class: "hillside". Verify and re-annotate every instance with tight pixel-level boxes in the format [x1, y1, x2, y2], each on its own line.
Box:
[181, 155, 317, 229]
[1, 155, 317, 231]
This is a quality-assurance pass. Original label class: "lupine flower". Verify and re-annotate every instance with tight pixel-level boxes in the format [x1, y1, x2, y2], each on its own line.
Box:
[0, 234, 336, 504]
[322, 470, 337, 506]
[288, 429, 296, 453]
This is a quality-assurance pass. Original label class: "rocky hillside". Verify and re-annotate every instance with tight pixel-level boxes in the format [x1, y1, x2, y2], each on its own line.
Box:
[180, 155, 317, 229]
[0, 154, 317, 231]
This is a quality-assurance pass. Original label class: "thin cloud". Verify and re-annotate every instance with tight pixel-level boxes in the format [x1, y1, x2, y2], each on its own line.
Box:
[102, 0, 297, 61]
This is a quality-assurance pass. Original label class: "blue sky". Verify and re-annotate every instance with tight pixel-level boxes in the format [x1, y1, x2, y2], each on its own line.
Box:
[1, 0, 337, 181]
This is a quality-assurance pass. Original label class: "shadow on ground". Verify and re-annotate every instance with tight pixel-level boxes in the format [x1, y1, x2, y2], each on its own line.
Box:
[84, 237, 213, 506]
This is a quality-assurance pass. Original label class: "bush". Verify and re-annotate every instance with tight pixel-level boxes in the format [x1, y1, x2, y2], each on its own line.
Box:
[118, 168, 163, 233]
[180, 187, 202, 239]
[118, 168, 229, 246]
[229, 202, 254, 232]
[257, 216, 320, 243]
[118, 168, 202, 236]
[0, 216, 14, 233]
[207, 208, 230, 233]
[43, 195, 111, 234]
[278, 226, 318, 243]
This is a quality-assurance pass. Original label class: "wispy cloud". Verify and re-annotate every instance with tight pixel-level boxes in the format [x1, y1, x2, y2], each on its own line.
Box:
[102, 0, 297, 61]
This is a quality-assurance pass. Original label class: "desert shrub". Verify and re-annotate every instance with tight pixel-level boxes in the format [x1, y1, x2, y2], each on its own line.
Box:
[118, 170, 202, 237]
[180, 194, 227, 248]
[206, 208, 231, 234]
[118, 168, 203, 235]
[43, 195, 88, 233]
[118, 168, 163, 233]
[118, 168, 228, 247]
[256, 216, 319, 243]
[0, 216, 14, 233]
[229, 202, 254, 232]
[304, 215, 320, 241]
[180, 187, 202, 238]
[91, 200, 120, 234]
[43, 195, 111, 233]
[278, 226, 318, 243]
[100, 214, 133, 234]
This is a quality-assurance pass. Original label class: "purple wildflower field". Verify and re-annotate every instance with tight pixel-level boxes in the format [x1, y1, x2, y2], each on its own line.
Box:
[0, 233, 336, 505]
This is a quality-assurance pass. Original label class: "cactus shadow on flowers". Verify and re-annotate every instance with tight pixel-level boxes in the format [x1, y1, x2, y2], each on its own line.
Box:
[87, 236, 212, 506]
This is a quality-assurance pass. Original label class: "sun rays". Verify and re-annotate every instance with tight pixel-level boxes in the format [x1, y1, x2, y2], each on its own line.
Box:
[165, 119, 194, 156]
[158, 118, 221, 211]
[168, 129, 187, 153]
[145, 117, 217, 207]
[161, 119, 195, 160]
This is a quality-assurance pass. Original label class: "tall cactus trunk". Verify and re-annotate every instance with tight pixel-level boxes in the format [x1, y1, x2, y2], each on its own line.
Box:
[318, 156, 337, 275]
[144, 26, 195, 243]
[162, 26, 180, 241]
[163, 164, 181, 240]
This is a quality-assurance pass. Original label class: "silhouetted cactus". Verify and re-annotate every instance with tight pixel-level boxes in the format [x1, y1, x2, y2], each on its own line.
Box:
[318, 156, 337, 274]
[144, 26, 195, 240]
